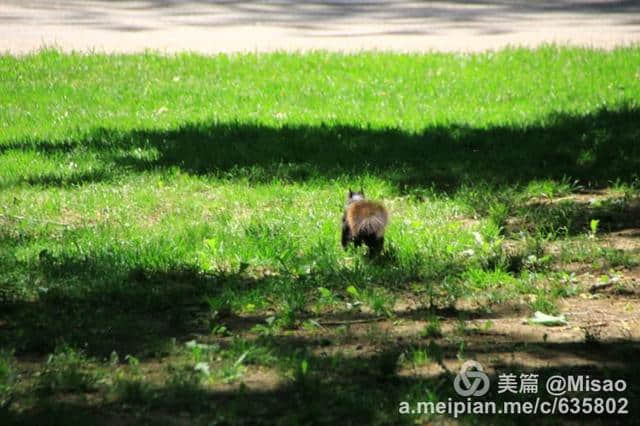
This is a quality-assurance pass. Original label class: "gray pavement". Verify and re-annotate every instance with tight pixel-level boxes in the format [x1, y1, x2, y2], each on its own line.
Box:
[1, 0, 639, 54]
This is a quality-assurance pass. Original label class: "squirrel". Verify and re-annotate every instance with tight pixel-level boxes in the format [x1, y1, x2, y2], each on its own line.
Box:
[341, 188, 389, 256]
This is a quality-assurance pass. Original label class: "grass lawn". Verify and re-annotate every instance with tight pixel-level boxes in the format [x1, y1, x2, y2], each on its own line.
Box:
[1, 46, 640, 425]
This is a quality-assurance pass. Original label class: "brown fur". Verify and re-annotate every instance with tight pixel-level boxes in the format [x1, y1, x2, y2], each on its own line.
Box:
[342, 192, 389, 255]
[345, 201, 389, 238]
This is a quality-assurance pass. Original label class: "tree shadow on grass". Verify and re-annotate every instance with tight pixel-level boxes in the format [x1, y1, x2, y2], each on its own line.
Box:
[0, 264, 213, 358]
[0, 248, 472, 358]
[509, 195, 640, 236]
[0, 223, 534, 359]
[2, 337, 639, 425]
[1, 232, 639, 424]
[2, 106, 640, 192]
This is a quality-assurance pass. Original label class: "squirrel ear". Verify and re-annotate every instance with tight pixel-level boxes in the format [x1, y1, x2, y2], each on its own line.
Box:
[360, 187, 364, 195]
[348, 188, 353, 196]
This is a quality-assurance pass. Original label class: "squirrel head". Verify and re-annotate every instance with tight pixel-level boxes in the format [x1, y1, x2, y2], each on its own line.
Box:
[347, 188, 365, 205]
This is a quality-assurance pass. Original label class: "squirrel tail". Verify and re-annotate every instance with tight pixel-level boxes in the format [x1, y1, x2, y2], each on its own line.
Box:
[355, 213, 387, 237]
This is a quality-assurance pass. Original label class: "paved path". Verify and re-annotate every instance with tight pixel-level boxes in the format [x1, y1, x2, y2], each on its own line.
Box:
[1, 0, 639, 54]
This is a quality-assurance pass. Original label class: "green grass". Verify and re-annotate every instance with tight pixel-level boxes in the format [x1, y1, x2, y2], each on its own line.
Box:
[1, 46, 640, 425]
